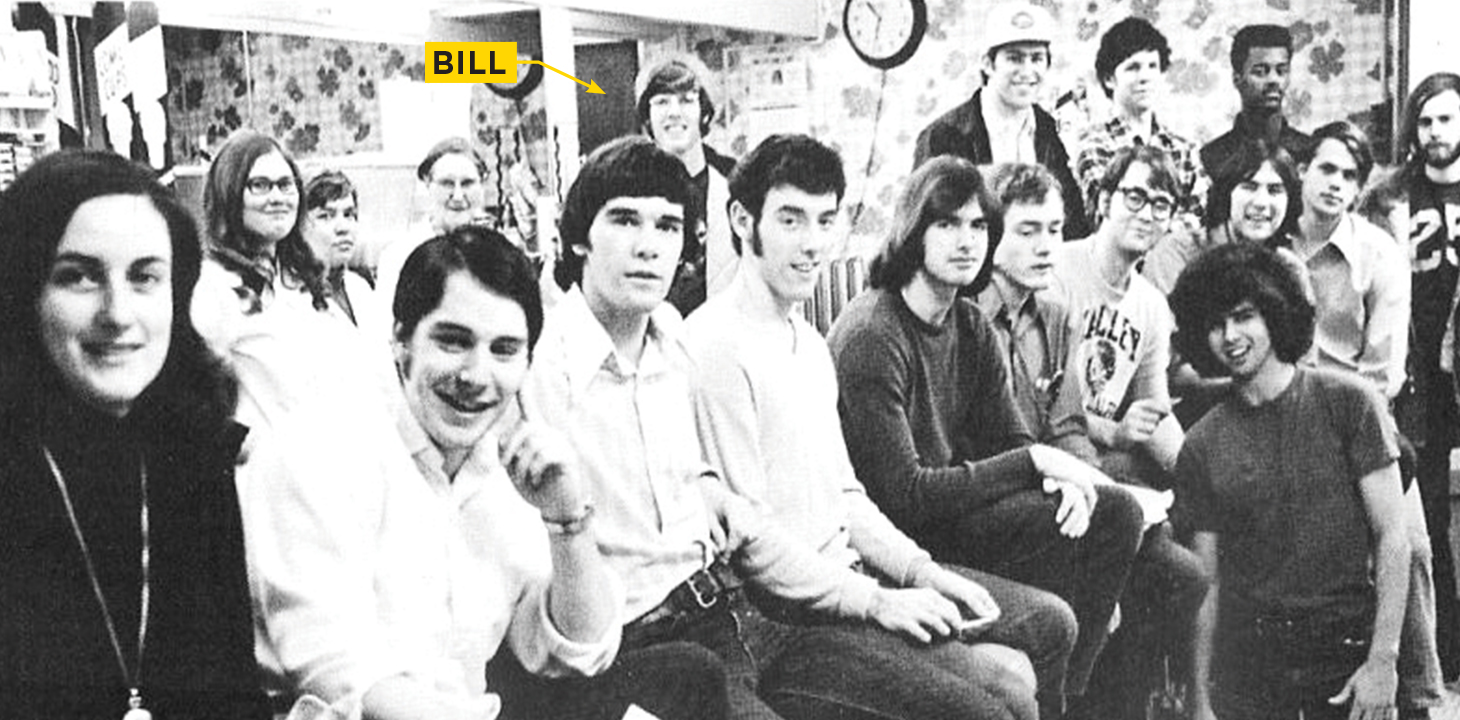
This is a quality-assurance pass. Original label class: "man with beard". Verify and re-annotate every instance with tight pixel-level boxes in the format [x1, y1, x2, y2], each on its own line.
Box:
[1398, 72, 1460, 682]
[1199, 25, 1312, 180]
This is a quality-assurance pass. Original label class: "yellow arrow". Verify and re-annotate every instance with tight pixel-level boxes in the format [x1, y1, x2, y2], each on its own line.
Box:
[519, 60, 604, 94]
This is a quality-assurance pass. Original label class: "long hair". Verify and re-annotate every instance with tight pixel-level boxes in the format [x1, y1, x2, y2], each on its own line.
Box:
[870, 155, 1001, 293]
[1399, 72, 1460, 173]
[1204, 140, 1303, 241]
[0, 149, 236, 430]
[203, 129, 328, 310]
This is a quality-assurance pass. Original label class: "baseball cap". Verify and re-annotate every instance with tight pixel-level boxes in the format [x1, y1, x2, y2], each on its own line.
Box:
[985, 2, 1055, 54]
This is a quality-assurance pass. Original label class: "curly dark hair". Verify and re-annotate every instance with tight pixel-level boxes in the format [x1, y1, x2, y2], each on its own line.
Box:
[1168, 242, 1314, 378]
[1095, 17, 1171, 99]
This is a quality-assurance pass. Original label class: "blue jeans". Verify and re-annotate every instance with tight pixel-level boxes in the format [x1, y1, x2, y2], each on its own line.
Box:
[625, 591, 1038, 720]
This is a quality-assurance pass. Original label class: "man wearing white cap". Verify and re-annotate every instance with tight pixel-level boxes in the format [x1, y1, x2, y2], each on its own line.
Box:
[914, 0, 1089, 239]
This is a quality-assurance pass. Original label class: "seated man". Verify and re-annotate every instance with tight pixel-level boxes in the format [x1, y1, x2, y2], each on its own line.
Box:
[244, 226, 729, 720]
[982, 160, 1209, 720]
[826, 154, 1145, 707]
[1170, 243, 1407, 720]
[686, 134, 1076, 719]
[528, 135, 1037, 720]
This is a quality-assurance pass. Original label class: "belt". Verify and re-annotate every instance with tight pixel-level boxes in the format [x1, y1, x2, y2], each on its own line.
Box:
[625, 563, 739, 641]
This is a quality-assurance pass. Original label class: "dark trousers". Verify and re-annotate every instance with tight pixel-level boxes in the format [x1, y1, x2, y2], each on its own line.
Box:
[1070, 521, 1212, 720]
[485, 641, 730, 720]
[1417, 439, 1459, 679]
[1209, 608, 1373, 720]
[942, 564, 1078, 720]
[927, 484, 1146, 698]
[623, 592, 1038, 720]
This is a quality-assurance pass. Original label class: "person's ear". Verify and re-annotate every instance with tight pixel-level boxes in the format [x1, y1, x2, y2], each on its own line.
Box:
[728, 199, 755, 257]
[392, 324, 411, 378]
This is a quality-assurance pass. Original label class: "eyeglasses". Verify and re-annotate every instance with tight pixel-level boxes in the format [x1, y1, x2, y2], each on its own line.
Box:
[245, 176, 299, 196]
[1116, 186, 1175, 219]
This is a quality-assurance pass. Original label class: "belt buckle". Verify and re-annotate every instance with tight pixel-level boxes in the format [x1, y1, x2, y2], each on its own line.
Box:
[686, 569, 720, 610]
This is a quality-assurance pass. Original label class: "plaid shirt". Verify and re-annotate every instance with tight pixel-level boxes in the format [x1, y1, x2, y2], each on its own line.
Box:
[1073, 114, 1209, 229]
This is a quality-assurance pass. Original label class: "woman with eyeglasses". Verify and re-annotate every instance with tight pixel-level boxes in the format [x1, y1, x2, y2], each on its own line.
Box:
[192, 129, 393, 433]
[0, 149, 270, 719]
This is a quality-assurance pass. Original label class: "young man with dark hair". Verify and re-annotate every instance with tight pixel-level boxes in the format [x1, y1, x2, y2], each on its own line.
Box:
[827, 154, 1145, 712]
[1399, 72, 1460, 681]
[634, 55, 738, 312]
[1169, 243, 1408, 720]
[913, 0, 1089, 239]
[687, 134, 1078, 720]
[1198, 24, 1312, 178]
[1074, 17, 1207, 229]
[531, 135, 1038, 720]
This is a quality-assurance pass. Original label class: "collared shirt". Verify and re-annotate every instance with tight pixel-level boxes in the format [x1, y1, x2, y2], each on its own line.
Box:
[525, 288, 880, 622]
[243, 387, 616, 719]
[1074, 113, 1209, 227]
[973, 283, 1098, 463]
[1293, 214, 1411, 399]
[985, 105, 1037, 164]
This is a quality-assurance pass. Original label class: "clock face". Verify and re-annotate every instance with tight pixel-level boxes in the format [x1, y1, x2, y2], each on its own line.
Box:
[844, 0, 927, 69]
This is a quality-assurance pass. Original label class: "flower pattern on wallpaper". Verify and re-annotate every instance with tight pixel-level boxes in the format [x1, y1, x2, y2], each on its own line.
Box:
[165, 28, 429, 161]
[643, 0, 1387, 255]
[164, 26, 546, 208]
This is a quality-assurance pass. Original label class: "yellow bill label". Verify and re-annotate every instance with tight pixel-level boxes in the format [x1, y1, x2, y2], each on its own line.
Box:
[425, 42, 518, 83]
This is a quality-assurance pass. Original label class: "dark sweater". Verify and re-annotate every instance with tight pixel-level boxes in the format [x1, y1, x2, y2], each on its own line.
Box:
[826, 288, 1039, 537]
[0, 397, 268, 720]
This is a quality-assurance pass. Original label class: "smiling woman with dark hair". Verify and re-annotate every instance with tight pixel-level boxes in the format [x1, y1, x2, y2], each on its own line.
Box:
[0, 149, 268, 719]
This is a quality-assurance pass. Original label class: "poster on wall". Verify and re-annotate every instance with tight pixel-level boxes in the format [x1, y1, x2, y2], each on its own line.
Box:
[727, 45, 811, 148]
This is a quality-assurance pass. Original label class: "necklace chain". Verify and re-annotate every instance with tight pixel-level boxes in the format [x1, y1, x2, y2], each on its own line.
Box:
[41, 446, 150, 705]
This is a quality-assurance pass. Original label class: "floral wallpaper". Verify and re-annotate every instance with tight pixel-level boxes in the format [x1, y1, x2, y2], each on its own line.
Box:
[164, 27, 546, 206]
[642, 0, 1390, 256]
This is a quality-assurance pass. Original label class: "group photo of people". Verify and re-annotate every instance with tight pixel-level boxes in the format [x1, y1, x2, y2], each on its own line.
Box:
[3, 1, 1459, 719]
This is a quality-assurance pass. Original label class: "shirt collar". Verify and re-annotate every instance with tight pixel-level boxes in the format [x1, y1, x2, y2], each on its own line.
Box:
[391, 382, 501, 495]
[549, 286, 690, 399]
[1321, 214, 1363, 263]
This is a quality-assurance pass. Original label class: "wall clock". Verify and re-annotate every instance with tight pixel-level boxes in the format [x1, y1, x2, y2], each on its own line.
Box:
[843, 0, 928, 70]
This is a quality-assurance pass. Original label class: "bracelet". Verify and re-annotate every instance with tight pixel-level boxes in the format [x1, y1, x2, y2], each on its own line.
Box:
[542, 502, 595, 537]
